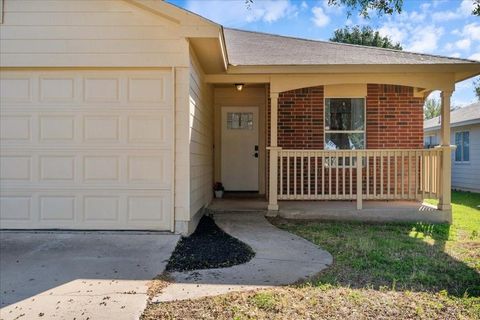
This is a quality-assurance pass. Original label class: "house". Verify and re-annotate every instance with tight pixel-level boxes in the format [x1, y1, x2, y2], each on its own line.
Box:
[424, 102, 480, 192]
[1, 0, 479, 234]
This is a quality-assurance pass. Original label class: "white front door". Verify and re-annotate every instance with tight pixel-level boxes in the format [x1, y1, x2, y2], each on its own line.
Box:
[221, 107, 259, 191]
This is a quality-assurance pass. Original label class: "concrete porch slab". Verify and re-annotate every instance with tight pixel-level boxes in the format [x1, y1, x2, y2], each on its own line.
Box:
[208, 198, 268, 212]
[278, 200, 452, 223]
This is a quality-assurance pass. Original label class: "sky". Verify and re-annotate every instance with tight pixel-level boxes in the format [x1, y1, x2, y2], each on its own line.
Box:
[167, 0, 480, 107]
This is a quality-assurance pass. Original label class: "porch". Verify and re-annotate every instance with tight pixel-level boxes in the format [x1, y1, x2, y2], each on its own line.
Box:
[208, 196, 448, 223]
[208, 79, 454, 223]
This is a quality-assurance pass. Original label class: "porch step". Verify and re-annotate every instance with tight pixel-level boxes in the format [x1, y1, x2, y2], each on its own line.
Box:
[207, 198, 268, 213]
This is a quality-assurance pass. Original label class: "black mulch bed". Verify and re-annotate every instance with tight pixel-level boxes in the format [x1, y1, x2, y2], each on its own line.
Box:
[166, 215, 255, 272]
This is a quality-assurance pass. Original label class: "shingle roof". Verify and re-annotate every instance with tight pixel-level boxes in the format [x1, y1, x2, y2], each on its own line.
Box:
[424, 102, 480, 130]
[223, 28, 479, 66]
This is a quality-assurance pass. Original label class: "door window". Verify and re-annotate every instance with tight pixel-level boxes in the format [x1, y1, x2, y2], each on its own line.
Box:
[227, 112, 253, 130]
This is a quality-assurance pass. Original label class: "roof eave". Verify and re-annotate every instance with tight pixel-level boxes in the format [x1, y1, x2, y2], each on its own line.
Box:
[424, 118, 480, 131]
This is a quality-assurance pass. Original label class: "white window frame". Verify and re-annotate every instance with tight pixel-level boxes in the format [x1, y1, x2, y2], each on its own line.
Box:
[324, 96, 367, 150]
[0, 0, 4, 24]
[454, 131, 470, 163]
[323, 97, 366, 168]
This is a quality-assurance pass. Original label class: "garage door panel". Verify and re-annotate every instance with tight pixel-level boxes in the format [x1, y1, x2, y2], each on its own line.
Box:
[1, 145, 172, 188]
[1, 111, 173, 148]
[1, 70, 173, 230]
[1, 190, 171, 230]
[1, 71, 172, 108]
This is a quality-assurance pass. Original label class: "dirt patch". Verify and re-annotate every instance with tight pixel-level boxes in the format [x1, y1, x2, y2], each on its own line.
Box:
[141, 286, 479, 320]
[165, 215, 255, 272]
[146, 273, 173, 299]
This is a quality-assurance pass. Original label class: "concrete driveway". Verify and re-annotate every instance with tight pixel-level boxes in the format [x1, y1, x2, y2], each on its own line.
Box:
[0, 231, 179, 320]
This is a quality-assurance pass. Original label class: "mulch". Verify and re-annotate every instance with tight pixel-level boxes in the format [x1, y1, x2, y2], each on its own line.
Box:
[165, 215, 255, 272]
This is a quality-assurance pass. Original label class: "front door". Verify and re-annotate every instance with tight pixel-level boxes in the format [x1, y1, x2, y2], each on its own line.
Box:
[221, 106, 259, 191]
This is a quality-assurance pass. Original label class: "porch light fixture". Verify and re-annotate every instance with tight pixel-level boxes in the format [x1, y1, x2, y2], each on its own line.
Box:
[235, 83, 244, 91]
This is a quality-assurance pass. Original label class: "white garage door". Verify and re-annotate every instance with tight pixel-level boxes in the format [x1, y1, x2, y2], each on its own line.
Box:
[0, 70, 173, 230]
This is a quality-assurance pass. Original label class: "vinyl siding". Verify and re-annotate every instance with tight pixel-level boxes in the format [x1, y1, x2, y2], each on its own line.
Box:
[0, 0, 189, 67]
[424, 124, 480, 192]
[451, 124, 480, 192]
[189, 49, 214, 217]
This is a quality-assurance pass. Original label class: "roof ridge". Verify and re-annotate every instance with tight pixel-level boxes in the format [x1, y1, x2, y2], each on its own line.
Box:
[224, 27, 479, 64]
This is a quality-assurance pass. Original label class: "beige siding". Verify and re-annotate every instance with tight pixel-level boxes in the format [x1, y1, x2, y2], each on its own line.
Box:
[0, 0, 189, 67]
[189, 49, 214, 217]
[174, 67, 191, 223]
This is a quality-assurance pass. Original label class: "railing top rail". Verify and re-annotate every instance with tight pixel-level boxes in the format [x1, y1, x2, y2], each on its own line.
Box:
[279, 149, 439, 153]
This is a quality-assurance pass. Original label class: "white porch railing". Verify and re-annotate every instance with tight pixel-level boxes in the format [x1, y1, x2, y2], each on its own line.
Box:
[274, 149, 443, 204]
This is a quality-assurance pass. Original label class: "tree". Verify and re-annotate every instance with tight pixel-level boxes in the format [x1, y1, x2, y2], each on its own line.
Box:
[474, 0, 480, 16]
[474, 79, 480, 101]
[327, 0, 403, 17]
[330, 26, 402, 49]
[246, 0, 480, 18]
[424, 98, 441, 120]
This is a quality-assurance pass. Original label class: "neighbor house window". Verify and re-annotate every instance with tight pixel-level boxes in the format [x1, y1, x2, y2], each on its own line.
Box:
[424, 135, 437, 149]
[455, 131, 469, 162]
[325, 98, 365, 150]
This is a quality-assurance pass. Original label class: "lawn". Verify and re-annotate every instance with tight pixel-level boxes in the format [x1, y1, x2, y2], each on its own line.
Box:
[142, 191, 480, 320]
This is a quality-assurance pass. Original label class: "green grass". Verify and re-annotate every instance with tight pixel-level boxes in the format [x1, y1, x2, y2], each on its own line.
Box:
[273, 191, 480, 297]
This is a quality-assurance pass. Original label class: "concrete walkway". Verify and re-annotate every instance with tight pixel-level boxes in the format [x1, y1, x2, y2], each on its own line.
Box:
[156, 212, 332, 302]
[0, 232, 179, 320]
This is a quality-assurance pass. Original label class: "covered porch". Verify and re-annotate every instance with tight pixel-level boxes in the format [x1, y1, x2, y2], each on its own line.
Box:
[264, 77, 454, 218]
[207, 75, 453, 222]
[197, 30, 480, 224]
[207, 76, 455, 223]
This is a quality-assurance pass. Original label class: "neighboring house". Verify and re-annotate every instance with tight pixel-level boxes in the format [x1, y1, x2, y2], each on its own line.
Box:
[424, 102, 480, 192]
[1, 0, 479, 234]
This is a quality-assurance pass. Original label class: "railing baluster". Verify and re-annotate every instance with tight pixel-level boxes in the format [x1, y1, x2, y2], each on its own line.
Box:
[380, 151, 384, 199]
[279, 151, 283, 198]
[300, 153, 304, 197]
[293, 151, 297, 199]
[308, 152, 311, 198]
[321, 154, 325, 197]
[387, 151, 390, 199]
[368, 152, 370, 199]
[401, 151, 405, 199]
[328, 154, 332, 197]
[335, 153, 339, 198]
[342, 152, 346, 196]
[350, 153, 353, 198]
[415, 150, 418, 199]
[373, 152, 377, 199]
[315, 153, 318, 198]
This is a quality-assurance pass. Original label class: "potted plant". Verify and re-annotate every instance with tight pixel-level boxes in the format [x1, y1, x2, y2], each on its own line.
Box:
[213, 182, 225, 198]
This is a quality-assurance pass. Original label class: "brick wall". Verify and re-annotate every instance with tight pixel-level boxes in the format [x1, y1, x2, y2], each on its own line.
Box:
[366, 84, 424, 149]
[277, 86, 324, 149]
[271, 84, 424, 150]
